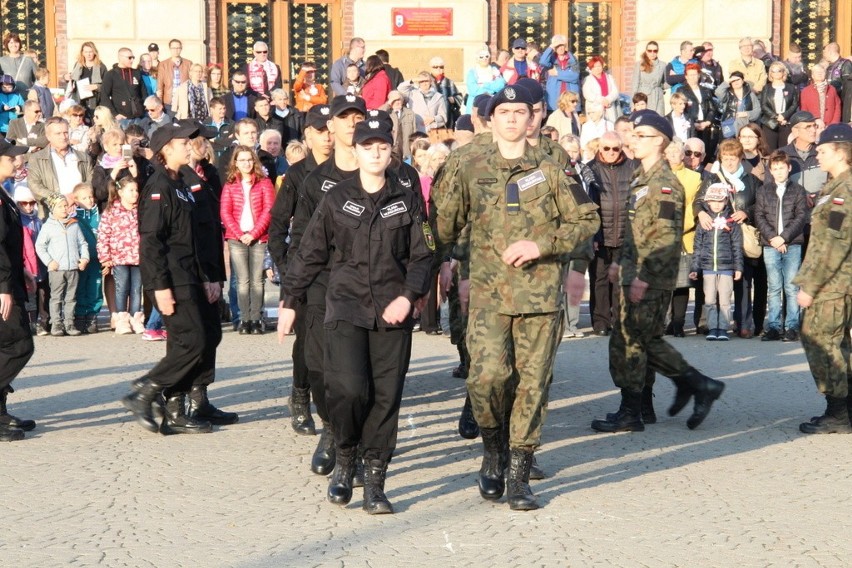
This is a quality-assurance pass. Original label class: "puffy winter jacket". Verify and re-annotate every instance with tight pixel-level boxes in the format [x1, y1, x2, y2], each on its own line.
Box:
[220, 175, 275, 242]
[590, 154, 637, 247]
[97, 201, 140, 266]
[690, 210, 744, 273]
[753, 180, 808, 246]
[35, 217, 89, 270]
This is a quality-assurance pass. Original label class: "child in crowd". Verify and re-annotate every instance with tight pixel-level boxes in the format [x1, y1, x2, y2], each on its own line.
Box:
[754, 151, 809, 342]
[35, 194, 90, 336]
[14, 182, 49, 335]
[0, 74, 24, 136]
[284, 140, 307, 168]
[632, 92, 648, 112]
[96, 175, 142, 335]
[72, 183, 102, 333]
[689, 183, 743, 341]
[343, 63, 364, 95]
[666, 91, 693, 142]
[28, 67, 55, 118]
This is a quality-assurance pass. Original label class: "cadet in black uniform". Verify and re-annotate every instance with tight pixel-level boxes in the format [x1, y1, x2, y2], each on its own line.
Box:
[268, 104, 333, 437]
[0, 139, 36, 442]
[121, 122, 225, 435]
[279, 119, 433, 514]
[284, 94, 366, 475]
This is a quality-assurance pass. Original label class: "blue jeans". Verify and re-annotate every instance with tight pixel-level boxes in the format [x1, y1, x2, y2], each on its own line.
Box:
[763, 244, 802, 332]
[146, 306, 163, 331]
[113, 265, 142, 314]
[228, 240, 267, 322]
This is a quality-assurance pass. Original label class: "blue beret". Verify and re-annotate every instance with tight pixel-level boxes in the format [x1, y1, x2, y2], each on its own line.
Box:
[631, 109, 673, 140]
[817, 123, 852, 146]
[455, 114, 474, 133]
[515, 78, 545, 104]
[487, 84, 534, 116]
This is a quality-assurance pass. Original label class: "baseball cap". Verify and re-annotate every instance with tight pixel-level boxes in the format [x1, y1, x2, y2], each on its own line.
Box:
[0, 138, 29, 158]
[703, 183, 729, 202]
[817, 123, 852, 146]
[330, 94, 367, 118]
[149, 121, 200, 154]
[631, 109, 674, 141]
[512, 38, 528, 50]
[365, 109, 393, 131]
[789, 111, 816, 127]
[147, 43, 159, 53]
[353, 118, 393, 146]
[486, 84, 534, 116]
[305, 104, 331, 130]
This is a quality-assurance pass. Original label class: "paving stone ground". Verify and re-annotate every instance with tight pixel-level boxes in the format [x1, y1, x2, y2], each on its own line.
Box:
[2, 306, 851, 567]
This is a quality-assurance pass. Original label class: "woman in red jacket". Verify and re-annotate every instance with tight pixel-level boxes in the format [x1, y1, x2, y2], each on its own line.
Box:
[361, 55, 392, 110]
[220, 145, 275, 334]
[799, 63, 841, 129]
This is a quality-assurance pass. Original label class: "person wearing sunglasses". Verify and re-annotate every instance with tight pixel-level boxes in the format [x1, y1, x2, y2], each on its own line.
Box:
[245, 41, 281, 100]
[435, 84, 599, 510]
[464, 48, 505, 114]
[592, 110, 725, 434]
[429, 56, 463, 129]
[99, 48, 145, 124]
[632, 40, 666, 115]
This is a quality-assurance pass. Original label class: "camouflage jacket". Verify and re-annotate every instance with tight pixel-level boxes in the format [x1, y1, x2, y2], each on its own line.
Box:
[793, 169, 852, 299]
[434, 140, 599, 315]
[619, 158, 685, 290]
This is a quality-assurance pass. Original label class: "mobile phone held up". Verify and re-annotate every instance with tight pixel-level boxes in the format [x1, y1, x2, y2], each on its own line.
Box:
[121, 144, 133, 160]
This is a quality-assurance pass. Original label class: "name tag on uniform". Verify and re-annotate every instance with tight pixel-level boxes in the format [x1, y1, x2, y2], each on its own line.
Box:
[477, 178, 497, 185]
[817, 195, 830, 207]
[342, 201, 364, 217]
[379, 201, 407, 218]
[634, 186, 649, 201]
[517, 170, 546, 192]
[321, 179, 336, 192]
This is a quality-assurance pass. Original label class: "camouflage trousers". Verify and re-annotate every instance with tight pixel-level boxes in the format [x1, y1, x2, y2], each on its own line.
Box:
[466, 308, 563, 449]
[801, 295, 852, 398]
[609, 288, 690, 391]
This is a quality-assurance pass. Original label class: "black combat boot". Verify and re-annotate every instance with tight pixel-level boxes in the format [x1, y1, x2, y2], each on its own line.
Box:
[362, 459, 393, 514]
[800, 396, 852, 434]
[160, 393, 213, 435]
[121, 378, 164, 433]
[458, 395, 479, 439]
[506, 448, 539, 511]
[353, 446, 365, 488]
[681, 368, 725, 430]
[187, 385, 239, 425]
[478, 427, 505, 500]
[0, 386, 36, 432]
[311, 422, 336, 475]
[289, 386, 316, 435]
[668, 375, 695, 417]
[591, 389, 644, 432]
[641, 386, 657, 424]
[327, 447, 356, 505]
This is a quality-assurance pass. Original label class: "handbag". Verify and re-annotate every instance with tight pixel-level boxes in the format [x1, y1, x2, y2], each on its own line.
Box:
[717, 172, 762, 258]
[676, 251, 693, 288]
[721, 117, 737, 139]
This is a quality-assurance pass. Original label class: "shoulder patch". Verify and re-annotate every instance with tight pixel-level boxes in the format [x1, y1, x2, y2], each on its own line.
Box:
[660, 186, 672, 195]
[517, 170, 546, 192]
[635, 186, 649, 201]
[659, 201, 676, 221]
[422, 222, 436, 251]
[150, 193, 161, 201]
[477, 178, 498, 185]
[828, 211, 845, 231]
[833, 197, 845, 206]
[190, 184, 202, 193]
[321, 179, 336, 193]
[380, 201, 408, 218]
[342, 201, 365, 217]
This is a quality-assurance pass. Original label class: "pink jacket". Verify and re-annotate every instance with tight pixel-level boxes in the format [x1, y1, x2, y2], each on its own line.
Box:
[220, 175, 275, 242]
[97, 202, 140, 266]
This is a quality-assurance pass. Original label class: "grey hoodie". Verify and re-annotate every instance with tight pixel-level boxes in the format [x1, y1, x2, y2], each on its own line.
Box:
[35, 217, 89, 271]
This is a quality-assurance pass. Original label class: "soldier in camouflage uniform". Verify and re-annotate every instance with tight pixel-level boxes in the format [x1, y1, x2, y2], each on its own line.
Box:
[435, 84, 599, 510]
[590, 110, 725, 434]
[794, 123, 852, 434]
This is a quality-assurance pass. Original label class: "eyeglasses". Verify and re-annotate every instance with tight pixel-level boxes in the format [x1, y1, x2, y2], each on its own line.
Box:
[18, 201, 36, 206]
[601, 146, 621, 152]
[513, 47, 526, 50]
[684, 150, 703, 158]
[646, 49, 658, 53]
[124, 55, 135, 60]
[33, 110, 42, 114]
[233, 80, 247, 84]
[432, 65, 444, 69]
[255, 50, 267, 54]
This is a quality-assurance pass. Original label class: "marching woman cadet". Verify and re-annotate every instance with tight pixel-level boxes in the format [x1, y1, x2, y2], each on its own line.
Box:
[278, 118, 433, 514]
[795, 123, 852, 434]
[121, 122, 224, 435]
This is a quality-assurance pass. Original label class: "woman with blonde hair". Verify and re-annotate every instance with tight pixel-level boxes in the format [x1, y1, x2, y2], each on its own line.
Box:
[545, 90, 581, 137]
[173, 63, 212, 120]
[65, 41, 107, 121]
[759, 61, 798, 151]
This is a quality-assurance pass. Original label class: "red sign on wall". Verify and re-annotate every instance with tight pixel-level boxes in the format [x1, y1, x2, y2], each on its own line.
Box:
[391, 8, 453, 36]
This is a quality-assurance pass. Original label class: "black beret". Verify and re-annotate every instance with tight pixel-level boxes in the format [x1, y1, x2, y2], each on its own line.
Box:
[473, 94, 492, 118]
[455, 114, 474, 133]
[631, 109, 673, 140]
[515, 77, 545, 104]
[486, 84, 534, 116]
[817, 123, 852, 146]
